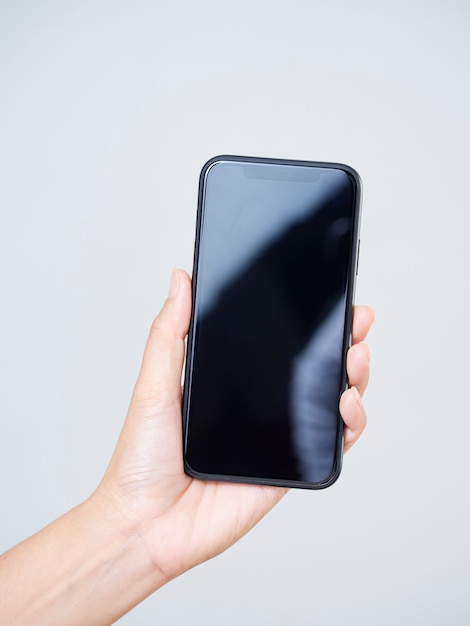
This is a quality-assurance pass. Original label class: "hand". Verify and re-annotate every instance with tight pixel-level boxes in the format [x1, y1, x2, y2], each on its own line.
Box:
[0, 268, 373, 626]
[100, 269, 374, 584]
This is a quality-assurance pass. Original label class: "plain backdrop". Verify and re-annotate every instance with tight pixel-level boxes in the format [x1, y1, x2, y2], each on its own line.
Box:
[1, 1, 469, 624]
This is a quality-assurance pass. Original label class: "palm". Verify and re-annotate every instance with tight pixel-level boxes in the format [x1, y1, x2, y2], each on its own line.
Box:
[151, 477, 286, 580]
[106, 393, 287, 581]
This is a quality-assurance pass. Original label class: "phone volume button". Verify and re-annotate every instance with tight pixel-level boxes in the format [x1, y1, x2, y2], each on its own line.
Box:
[356, 239, 361, 275]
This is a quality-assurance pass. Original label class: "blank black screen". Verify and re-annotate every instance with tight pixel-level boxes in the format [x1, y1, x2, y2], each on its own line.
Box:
[184, 158, 358, 486]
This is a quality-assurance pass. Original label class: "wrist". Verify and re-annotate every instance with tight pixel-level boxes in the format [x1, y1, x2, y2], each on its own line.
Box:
[65, 489, 167, 624]
[0, 489, 166, 626]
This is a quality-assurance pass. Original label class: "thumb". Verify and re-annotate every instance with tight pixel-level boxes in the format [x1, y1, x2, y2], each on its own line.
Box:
[132, 268, 192, 410]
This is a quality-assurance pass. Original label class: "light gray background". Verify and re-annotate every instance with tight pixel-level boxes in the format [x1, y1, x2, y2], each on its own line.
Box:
[1, 1, 469, 624]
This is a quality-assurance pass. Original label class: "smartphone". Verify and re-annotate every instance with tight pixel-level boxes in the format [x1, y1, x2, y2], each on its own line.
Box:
[182, 155, 361, 489]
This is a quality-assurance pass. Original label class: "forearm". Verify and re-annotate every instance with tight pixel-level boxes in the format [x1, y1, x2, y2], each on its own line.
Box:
[0, 491, 164, 626]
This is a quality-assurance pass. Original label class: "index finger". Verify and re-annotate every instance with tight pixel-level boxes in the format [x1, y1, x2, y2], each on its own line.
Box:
[352, 305, 375, 344]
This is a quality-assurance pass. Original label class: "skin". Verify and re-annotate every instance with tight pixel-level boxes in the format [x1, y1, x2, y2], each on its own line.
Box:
[0, 269, 374, 626]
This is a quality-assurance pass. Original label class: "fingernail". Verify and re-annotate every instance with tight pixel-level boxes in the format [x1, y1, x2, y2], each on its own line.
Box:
[168, 268, 180, 298]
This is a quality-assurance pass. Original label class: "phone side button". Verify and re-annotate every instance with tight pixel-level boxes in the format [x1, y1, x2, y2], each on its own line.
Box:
[356, 239, 361, 275]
